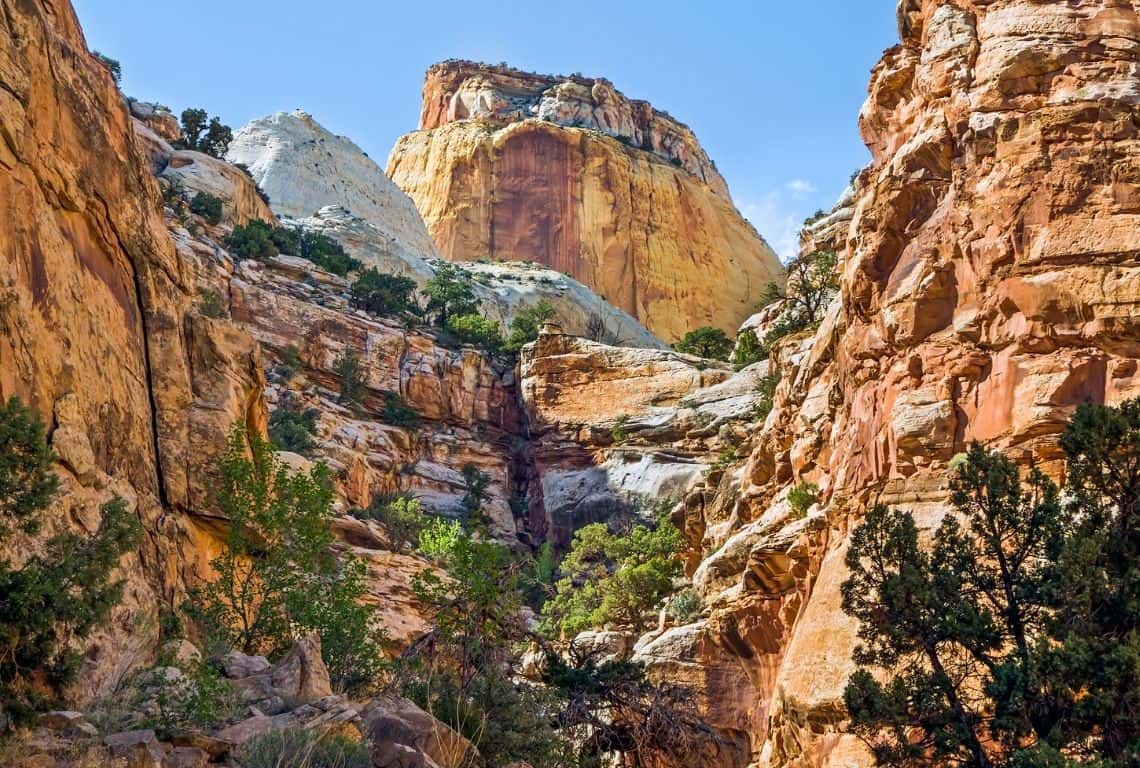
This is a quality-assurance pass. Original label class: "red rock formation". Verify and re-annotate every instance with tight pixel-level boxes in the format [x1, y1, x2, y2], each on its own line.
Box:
[388, 62, 783, 341]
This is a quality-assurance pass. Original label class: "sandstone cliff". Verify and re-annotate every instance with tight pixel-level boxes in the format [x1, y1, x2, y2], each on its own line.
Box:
[387, 61, 784, 340]
[665, 2, 1140, 765]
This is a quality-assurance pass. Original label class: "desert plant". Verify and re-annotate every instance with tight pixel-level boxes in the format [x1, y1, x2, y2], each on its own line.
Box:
[506, 299, 556, 353]
[753, 373, 779, 422]
[611, 414, 631, 444]
[268, 402, 319, 456]
[668, 589, 702, 624]
[332, 349, 366, 407]
[350, 495, 430, 554]
[234, 727, 371, 768]
[787, 482, 819, 519]
[92, 51, 121, 85]
[446, 313, 503, 355]
[423, 263, 478, 327]
[225, 219, 278, 261]
[189, 191, 223, 226]
[197, 288, 227, 319]
[378, 390, 420, 429]
[349, 269, 417, 317]
[674, 326, 734, 361]
[731, 328, 764, 369]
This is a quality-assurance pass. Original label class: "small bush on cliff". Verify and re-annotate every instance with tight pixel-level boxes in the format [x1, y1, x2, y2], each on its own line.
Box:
[268, 401, 319, 456]
[349, 268, 418, 317]
[188, 427, 386, 693]
[423, 263, 478, 327]
[175, 108, 232, 158]
[225, 219, 278, 261]
[753, 372, 779, 422]
[787, 481, 818, 519]
[446, 312, 504, 355]
[540, 514, 683, 638]
[332, 349, 366, 407]
[350, 495, 430, 554]
[731, 328, 764, 369]
[197, 288, 226, 319]
[756, 250, 838, 354]
[459, 462, 492, 531]
[298, 230, 361, 276]
[674, 326, 733, 361]
[378, 390, 420, 429]
[92, 51, 121, 86]
[0, 396, 141, 723]
[505, 299, 556, 353]
[189, 191, 223, 226]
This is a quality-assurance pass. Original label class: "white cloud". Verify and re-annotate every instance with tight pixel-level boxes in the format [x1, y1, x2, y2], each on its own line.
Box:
[786, 179, 817, 199]
[740, 191, 802, 263]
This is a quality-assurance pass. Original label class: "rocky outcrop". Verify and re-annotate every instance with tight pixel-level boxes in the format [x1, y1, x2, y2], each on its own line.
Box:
[225, 110, 440, 270]
[670, 2, 1140, 766]
[0, 0, 265, 700]
[387, 62, 783, 340]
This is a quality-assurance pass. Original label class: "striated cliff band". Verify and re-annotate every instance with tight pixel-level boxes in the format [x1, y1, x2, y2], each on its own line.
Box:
[387, 61, 784, 341]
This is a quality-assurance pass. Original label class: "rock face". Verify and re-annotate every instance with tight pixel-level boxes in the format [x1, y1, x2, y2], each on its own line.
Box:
[671, 2, 1140, 766]
[225, 110, 441, 270]
[387, 61, 783, 340]
[0, 0, 265, 700]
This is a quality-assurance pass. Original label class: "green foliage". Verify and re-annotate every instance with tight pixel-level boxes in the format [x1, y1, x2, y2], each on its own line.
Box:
[841, 443, 1066, 767]
[350, 495, 430, 554]
[459, 463, 491, 529]
[225, 219, 278, 261]
[506, 299, 556, 352]
[378, 390, 420, 429]
[674, 326, 734, 361]
[423, 263, 478, 327]
[349, 269, 417, 317]
[0, 396, 59, 535]
[446, 313, 504, 355]
[268, 402, 319, 456]
[187, 428, 386, 693]
[332, 349, 366, 407]
[298, 230, 361, 276]
[176, 108, 232, 158]
[756, 250, 838, 354]
[197, 288, 226, 319]
[93, 51, 121, 85]
[787, 482, 819, 519]
[668, 589, 702, 624]
[731, 328, 764, 369]
[0, 399, 140, 722]
[540, 515, 684, 638]
[189, 192, 223, 226]
[147, 662, 242, 740]
[280, 345, 303, 378]
[234, 727, 371, 768]
[611, 414, 631, 444]
[753, 372, 779, 422]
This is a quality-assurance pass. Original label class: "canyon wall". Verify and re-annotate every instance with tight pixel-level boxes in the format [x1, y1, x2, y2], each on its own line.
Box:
[387, 61, 783, 341]
[680, 1, 1140, 765]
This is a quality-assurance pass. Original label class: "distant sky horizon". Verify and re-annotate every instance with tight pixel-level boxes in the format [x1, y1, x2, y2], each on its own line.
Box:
[72, 1, 898, 261]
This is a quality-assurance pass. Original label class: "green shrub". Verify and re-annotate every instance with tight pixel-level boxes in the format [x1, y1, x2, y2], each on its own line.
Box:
[0, 397, 140, 723]
[93, 51, 122, 85]
[423, 264, 478, 327]
[332, 349, 366, 407]
[611, 414, 631, 444]
[280, 345, 303, 378]
[349, 269, 417, 317]
[754, 373, 779, 422]
[668, 589, 702, 624]
[299, 230, 361, 276]
[460, 463, 491, 530]
[234, 728, 371, 768]
[350, 495, 430, 554]
[175, 108, 232, 158]
[755, 250, 838, 354]
[148, 662, 243, 740]
[197, 289, 226, 319]
[540, 514, 683, 638]
[731, 328, 764, 369]
[189, 192, 223, 226]
[378, 390, 420, 429]
[787, 482, 819, 519]
[225, 220, 278, 261]
[506, 299, 556, 353]
[268, 403, 319, 456]
[674, 326, 733, 361]
[187, 428, 387, 693]
[446, 313, 503, 354]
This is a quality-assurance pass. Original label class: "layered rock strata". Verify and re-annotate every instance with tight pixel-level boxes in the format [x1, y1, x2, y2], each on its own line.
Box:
[387, 61, 784, 340]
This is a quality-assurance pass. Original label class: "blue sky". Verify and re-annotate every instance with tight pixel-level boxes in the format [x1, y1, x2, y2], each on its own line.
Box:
[73, 1, 897, 260]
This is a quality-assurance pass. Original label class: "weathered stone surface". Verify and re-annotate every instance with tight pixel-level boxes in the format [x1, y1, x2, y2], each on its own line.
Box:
[226, 110, 439, 267]
[388, 62, 783, 340]
[363, 695, 473, 768]
[229, 636, 333, 705]
[160, 149, 274, 226]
